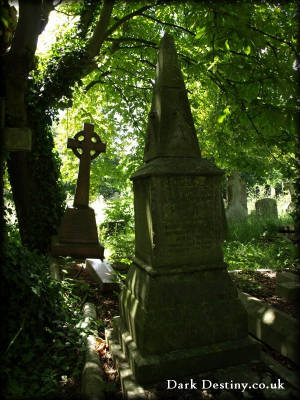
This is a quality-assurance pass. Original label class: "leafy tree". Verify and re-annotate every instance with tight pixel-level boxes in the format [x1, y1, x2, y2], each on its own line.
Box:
[2, 0, 298, 251]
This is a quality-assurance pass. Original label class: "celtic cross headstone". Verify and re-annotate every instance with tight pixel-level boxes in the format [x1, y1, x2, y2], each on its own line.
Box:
[51, 123, 105, 259]
[67, 123, 106, 208]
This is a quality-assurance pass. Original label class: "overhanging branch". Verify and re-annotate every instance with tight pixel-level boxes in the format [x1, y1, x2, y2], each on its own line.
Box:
[140, 13, 195, 36]
[104, 3, 157, 39]
[86, 0, 115, 58]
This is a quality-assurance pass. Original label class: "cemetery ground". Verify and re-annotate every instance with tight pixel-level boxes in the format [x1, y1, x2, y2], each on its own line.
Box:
[2, 214, 299, 400]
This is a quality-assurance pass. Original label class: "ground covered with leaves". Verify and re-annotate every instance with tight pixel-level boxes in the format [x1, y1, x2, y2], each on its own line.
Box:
[230, 269, 299, 318]
[2, 215, 298, 399]
[64, 257, 299, 400]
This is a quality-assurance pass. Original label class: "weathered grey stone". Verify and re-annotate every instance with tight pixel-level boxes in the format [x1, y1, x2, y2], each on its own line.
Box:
[4, 127, 32, 151]
[239, 291, 299, 364]
[49, 258, 61, 281]
[143, 34, 200, 162]
[226, 171, 248, 221]
[275, 281, 300, 302]
[51, 123, 105, 259]
[85, 258, 119, 292]
[67, 123, 106, 208]
[261, 352, 299, 391]
[81, 303, 106, 400]
[108, 34, 258, 390]
[276, 271, 299, 284]
[255, 198, 278, 218]
[52, 207, 104, 258]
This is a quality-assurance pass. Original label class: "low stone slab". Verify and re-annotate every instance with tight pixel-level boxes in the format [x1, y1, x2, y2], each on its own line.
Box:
[106, 326, 146, 399]
[276, 271, 299, 284]
[239, 291, 299, 365]
[275, 281, 300, 302]
[81, 302, 105, 400]
[85, 258, 119, 292]
[261, 351, 299, 391]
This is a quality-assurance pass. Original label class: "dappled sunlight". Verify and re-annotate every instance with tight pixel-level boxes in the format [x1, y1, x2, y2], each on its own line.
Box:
[2, 0, 298, 397]
[146, 196, 153, 250]
[281, 344, 288, 357]
[262, 309, 276, 325]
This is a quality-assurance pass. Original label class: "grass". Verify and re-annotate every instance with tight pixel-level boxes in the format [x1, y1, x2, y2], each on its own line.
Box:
[224, 215, 298, 272]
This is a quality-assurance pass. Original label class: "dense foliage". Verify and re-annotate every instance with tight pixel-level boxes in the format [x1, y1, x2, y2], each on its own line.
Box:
[1, 236, 94, 398]
[2, 0, 298, 249]
[52, 1, 298, 200]
[1, 3, 298, 398]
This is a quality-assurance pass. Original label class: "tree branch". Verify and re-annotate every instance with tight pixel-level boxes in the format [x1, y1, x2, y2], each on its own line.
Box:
[85, 71, 110, 91]
[104, 3, 157, 39]
[247, 24, 297, 55]
[218, 48, 258, 61]
[117, 44, 158, 51]
[140, 13, 195, 36]
[241, 101, 280, 163]
[53, 9, 76, 17]
[86, 0, 115, 58]
[107, 36, 157, 48]
[139, 58, 156, 68]
[5, 0, 53, 126]
[213, 67, 282, 164]
[10, 0, 44, 58]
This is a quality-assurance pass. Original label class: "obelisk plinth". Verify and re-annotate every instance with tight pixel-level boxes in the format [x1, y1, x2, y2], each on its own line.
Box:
[108, 34, 259, 393]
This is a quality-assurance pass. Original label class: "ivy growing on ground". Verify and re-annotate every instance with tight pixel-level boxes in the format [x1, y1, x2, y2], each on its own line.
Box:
[0, 235, 94, 399]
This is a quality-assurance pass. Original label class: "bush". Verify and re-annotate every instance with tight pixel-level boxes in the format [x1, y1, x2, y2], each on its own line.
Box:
[100, 194, 134, 267]
[1, 239, 93, 399]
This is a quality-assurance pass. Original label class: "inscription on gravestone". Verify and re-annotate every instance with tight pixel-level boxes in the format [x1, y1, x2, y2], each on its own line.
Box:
[108, 34, 259, 391]
[51, 123, 106, 259]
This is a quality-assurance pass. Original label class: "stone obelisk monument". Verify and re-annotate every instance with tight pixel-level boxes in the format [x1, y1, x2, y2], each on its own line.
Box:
[52, 123, 105, 259]
[108, 34, 258, 393]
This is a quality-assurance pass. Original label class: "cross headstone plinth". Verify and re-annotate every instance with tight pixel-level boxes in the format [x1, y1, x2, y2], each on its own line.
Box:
[51, 123, 106, 259]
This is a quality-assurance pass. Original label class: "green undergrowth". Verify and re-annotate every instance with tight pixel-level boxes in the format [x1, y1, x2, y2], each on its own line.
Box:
[103, 207, 298, 274]
[224, 215, 298, 271]
[1, 233, 96, 399]
[100, 194, 134, 269]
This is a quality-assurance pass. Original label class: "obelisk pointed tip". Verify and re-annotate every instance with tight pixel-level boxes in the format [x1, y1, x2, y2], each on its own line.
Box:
[161, 32, 175, 43]
[144, 34, 201, 162]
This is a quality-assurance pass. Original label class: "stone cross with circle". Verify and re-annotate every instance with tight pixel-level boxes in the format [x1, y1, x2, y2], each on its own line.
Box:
[67, 123, 106, 208]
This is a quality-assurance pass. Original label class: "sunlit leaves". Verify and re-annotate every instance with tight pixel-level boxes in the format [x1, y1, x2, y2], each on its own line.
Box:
[38, 0, 298, 200]
[244, 45, 251, 55]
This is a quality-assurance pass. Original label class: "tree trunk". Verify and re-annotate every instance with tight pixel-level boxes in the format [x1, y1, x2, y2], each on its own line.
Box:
[3, 0, 57, 250]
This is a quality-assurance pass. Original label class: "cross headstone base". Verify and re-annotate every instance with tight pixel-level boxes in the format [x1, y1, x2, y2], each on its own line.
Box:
[51, 207, 104, 259]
